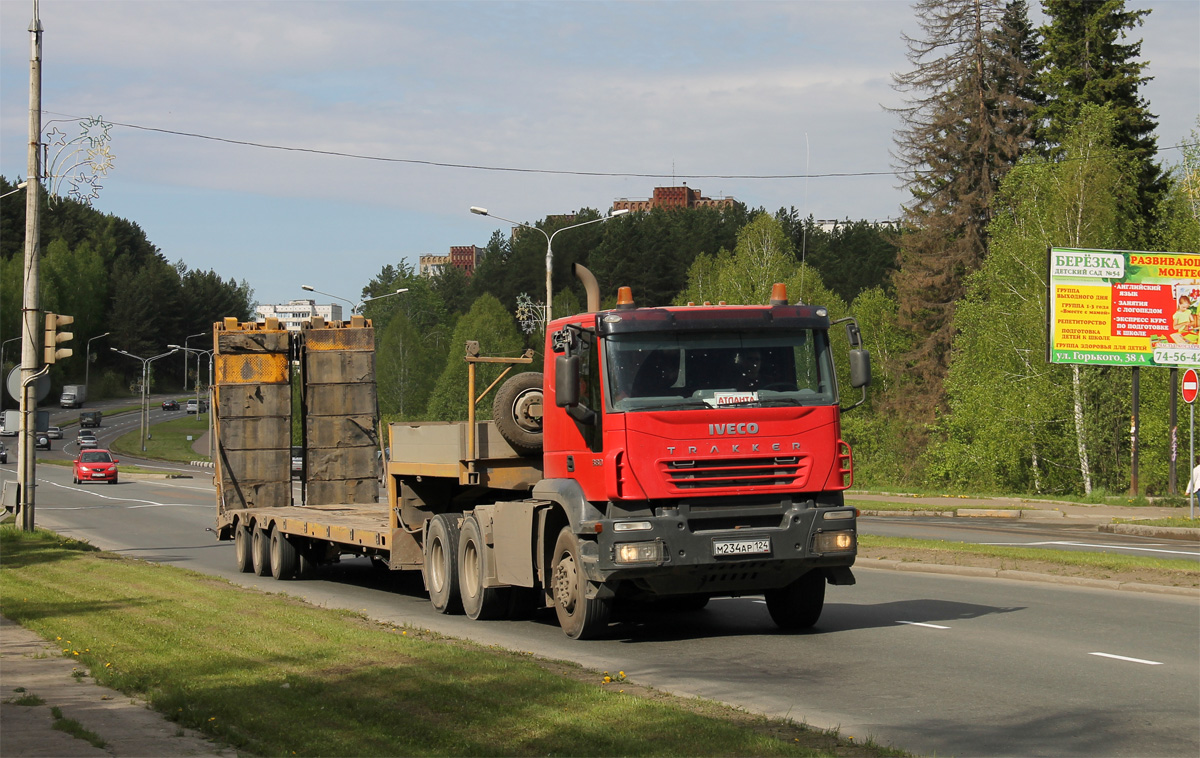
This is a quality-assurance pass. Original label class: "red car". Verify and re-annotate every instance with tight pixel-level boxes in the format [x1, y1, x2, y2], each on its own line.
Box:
[73, 449, 119, 485]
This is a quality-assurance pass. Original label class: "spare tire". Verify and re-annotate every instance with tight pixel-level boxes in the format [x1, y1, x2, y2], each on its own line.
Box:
[493, 372, 544, 456]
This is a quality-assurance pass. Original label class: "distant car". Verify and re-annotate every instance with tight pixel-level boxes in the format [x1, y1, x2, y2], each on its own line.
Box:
[46, 426, 63, 439]
[35, 434, 51, 451]
[0, 441, 7, 463]
[77, 432, 99, 449]
[162, 400, 179, 411]
[186, 399, 204, 414]
[73, 449, 118, 485]
[291, 446, 303, 478]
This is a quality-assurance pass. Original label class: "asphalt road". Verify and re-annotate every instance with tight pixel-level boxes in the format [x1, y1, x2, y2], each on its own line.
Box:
[4, 461, 1197, 758]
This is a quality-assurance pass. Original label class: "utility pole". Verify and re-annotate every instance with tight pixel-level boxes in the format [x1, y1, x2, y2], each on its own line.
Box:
[18, 0, 43, 532]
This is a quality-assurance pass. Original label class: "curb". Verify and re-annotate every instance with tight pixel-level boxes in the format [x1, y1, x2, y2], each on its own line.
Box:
[189, 461, 214, 469]
[1099, 523, 1200, 542]
[858, 558, 1200, 597]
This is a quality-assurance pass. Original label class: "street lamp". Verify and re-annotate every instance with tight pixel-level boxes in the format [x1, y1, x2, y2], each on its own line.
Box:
[470, 206, 628, 324]
[300, 285, 409, 316]
[183, 332, 205, 391]
[111, 347, 177, 452]
[85, 332, 110, 392]
[170, 344, 215, 458]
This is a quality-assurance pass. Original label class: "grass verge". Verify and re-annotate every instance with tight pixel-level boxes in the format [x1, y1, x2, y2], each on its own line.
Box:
[0, 527, 904, 758]
[109, 414, 211, 464]
[858, 535, 1199, 588]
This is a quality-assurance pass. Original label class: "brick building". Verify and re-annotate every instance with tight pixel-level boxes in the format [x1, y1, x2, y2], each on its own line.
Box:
[612, 185, 736, 213]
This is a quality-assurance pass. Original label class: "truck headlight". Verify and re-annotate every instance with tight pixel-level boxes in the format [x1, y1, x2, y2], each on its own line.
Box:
[615, 541, 661, 564]
[813, 530, 855, 553]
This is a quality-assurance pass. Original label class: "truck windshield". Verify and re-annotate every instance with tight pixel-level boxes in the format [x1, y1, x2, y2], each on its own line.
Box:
[604, 329, 835, 412]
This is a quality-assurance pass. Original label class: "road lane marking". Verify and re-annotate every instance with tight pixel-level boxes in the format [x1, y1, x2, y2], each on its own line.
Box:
[897, 621, 950, 629]
[984, 540, 1198, 557]
[1089, 652, 1163, 666]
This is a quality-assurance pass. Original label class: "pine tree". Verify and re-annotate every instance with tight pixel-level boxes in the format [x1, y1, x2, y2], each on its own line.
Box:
[888, 0, 1037, 419]
[1036, 0, 1164, 223]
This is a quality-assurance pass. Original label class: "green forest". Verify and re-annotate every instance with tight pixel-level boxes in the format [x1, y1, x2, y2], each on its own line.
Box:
[2, 0, 1198, 498]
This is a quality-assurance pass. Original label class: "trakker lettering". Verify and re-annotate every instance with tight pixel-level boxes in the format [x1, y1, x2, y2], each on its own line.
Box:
[709, 422, 759, 435]
[668, 442, 801, 455]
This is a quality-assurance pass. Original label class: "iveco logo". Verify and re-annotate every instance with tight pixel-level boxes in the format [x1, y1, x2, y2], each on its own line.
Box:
[709, 423, 759, 435]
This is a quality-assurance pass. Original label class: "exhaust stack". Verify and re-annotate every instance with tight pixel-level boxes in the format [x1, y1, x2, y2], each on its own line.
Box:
[573, 263, 601, 313]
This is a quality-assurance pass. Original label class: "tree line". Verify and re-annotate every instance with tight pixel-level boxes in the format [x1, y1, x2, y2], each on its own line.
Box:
[0, 176, 253, 403]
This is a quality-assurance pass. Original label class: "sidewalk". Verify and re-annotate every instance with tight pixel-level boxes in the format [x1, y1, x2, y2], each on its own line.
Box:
[0, 617, 233, 758]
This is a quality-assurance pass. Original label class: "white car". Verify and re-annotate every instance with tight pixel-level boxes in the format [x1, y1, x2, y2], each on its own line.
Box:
[47, 426, 63, 439]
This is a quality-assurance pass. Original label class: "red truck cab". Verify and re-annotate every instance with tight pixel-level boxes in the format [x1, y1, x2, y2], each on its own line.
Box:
[536, 284, 868, 635]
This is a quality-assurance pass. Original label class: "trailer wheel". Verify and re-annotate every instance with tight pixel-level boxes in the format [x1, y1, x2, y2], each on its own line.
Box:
[458, 515, 511, 620]
[764, 570, 825, 630]
[425, 514, 462, 614]
[234, 523, 254, 573]
[252, 525, 272, 577]
[493, 372, 544, 456]
[551, 527, 611, 640]
[270, 529, 299, 580]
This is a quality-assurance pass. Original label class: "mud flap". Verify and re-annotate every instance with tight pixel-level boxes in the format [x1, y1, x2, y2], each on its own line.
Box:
[826, 566, 856, 586]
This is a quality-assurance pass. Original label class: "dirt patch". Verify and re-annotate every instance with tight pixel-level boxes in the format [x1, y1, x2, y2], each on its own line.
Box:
[858, 545, 1200, 589]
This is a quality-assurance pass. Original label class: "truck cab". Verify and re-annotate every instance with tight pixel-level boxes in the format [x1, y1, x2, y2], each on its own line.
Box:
[526, 283, 868, 636]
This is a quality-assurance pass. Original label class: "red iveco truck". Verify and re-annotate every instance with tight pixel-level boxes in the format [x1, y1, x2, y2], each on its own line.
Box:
[212, 267, 870, 639]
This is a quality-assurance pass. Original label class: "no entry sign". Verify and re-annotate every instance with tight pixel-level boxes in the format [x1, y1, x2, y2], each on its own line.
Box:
[1184, 368, 1199, 404]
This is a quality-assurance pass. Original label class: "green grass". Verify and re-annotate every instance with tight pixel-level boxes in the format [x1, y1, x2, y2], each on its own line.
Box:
[109, 414, 211, 463]
[49, 706, 107, 749]
[0, 527, 902, 758]
[847, 498, 1024, 514]
[860, 535, 1199, 577]
[1113, 516, 1200, 529]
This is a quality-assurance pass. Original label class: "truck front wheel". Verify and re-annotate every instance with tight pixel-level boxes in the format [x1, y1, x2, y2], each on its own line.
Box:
[425, 514, 462, 614]
[458, 515, 511, 620]
[764, 570, 825, 630]
[551, 528, 611, 640]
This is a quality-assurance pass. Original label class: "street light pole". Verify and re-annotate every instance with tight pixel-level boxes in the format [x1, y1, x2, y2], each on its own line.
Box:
[85, 332, 110, 393]
[169, 344, 215, 458]
[111, 348, 177, 452]
[301, 285, 409, 316]
[470, 206, 628, 324]
[182, 332, 205, 390]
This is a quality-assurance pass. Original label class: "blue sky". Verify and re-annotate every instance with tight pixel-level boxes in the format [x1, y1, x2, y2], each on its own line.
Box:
[2, 0, 1197, 308]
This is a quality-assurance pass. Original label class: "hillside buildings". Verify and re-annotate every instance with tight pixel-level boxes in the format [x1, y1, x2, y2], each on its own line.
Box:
[255, 299, 342, 330]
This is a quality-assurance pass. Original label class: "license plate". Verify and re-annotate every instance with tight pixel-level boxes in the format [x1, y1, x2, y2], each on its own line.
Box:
[91, 472, 106, 478]
[712, 537, 771, 557]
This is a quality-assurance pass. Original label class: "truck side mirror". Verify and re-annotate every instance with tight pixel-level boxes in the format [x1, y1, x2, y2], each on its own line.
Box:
[849, 349, 871, 389]
[556, 355, 580, 407]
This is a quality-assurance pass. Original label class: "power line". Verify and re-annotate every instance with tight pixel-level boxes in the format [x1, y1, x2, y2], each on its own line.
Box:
[43, 111, 1198, 182]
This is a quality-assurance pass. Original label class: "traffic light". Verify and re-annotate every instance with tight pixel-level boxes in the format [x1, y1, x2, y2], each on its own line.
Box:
[43, 312, 74, 364]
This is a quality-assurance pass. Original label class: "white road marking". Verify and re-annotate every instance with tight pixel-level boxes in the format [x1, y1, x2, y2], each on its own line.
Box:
[984, 540, 1199, 557]
[38, 478, 207, 509]
[897, 621, 950, 629]
[1089, 652, 1163, 666]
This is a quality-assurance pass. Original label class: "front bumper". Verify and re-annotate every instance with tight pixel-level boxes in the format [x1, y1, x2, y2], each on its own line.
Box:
[582, 497, 857, 596]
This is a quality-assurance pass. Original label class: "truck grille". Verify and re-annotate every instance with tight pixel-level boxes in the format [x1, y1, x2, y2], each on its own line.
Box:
[662, 456, 807, 491]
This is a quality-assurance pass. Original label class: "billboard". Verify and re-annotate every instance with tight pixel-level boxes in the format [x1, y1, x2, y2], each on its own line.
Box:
[1047, 247, 1200, 367]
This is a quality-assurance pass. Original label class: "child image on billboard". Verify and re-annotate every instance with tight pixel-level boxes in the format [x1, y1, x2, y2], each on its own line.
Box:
[1168, 283, 1200, 345]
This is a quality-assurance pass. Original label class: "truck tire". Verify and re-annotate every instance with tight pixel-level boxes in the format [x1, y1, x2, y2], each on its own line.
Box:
[458, 514, 511, 620]
[493, 372, 544, 456]
[424, 514, 462, 614]
[270, 529, 299, 580]
[551, 527, 611, 639]
[234, 524, 254, 573]
[764, 570, 825, 630]
[252, 525, 272, 577]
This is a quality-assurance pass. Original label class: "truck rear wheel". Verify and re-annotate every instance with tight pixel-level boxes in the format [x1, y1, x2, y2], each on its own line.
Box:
[252, 525, 272, 577]
[551, 527, 611, 639]
[425, 514, 462, 614]
[234, 524, 254, 573]
[764, 570, 825, 630]
[458, 515, 511, 620]
[493, 372, 543, 456]
[270, 529, 299, 580]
